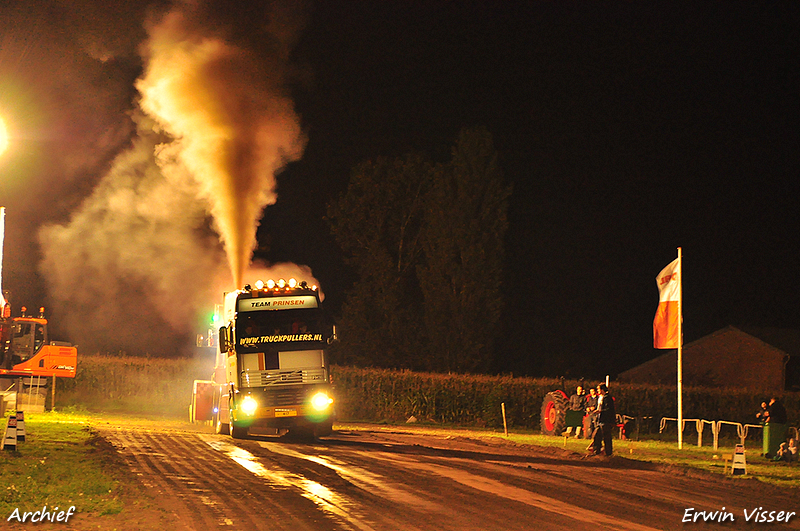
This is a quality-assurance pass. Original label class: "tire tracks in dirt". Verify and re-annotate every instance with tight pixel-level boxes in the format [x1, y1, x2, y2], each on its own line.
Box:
[99, 427, 342, 531]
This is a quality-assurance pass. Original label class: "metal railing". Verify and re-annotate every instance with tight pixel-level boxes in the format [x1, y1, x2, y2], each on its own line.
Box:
[659, 417, 767, 450]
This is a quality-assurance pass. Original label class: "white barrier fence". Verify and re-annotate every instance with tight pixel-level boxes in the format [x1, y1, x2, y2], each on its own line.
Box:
[659, 418, 772, 450]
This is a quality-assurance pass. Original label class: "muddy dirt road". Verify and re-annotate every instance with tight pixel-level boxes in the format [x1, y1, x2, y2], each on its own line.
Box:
[95, 424, 799, 531]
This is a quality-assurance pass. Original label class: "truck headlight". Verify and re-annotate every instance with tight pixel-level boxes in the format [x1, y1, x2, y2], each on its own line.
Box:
[310, 392, 333, 411]
[240, 395, 258, 416]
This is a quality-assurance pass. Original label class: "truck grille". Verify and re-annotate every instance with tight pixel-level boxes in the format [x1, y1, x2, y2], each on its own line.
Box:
[241, 368, 327, 388]
[258, 387, 308, 408]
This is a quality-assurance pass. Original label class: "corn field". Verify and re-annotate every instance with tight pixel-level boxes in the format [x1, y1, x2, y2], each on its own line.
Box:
[55, 354, 214, 417]
[53, 355, 799, 431]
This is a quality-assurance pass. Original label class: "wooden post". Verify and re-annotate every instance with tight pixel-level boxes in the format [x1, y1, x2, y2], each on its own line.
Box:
[501, 402, 508, 437]
[51, 375, 56, 411]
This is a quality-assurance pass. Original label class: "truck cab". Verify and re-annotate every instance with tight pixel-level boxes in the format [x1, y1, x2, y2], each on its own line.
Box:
[196, 278, 336, 439]
[0, 305, 77, 378]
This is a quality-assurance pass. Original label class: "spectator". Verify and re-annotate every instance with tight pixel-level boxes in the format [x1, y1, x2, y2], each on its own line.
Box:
[589, 383, 616, 457]
[763, 397, 788, 459]
[755, 401, 769, 424]
[565, 386, 586, 438]
[767, 397, 787, 425]
[776, 439, 797, 463]
[583, 387, 598, 440]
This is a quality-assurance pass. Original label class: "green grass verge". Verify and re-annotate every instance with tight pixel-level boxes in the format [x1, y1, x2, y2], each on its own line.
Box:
[0, 410, 125, 519]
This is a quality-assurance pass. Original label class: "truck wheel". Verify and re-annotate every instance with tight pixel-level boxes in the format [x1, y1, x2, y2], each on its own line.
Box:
[314, 419, 333, 438]
[214, 414, 229, 435]
[230, 422, 248, 439]
[541, 391, 568, 436]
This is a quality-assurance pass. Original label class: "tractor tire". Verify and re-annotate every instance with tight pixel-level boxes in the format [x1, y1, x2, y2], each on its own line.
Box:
[541, 391, 568, 436]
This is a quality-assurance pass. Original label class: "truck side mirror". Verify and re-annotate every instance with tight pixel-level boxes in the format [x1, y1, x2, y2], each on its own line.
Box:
[218, 326, 229, 352]
[327, 324, 338, 344]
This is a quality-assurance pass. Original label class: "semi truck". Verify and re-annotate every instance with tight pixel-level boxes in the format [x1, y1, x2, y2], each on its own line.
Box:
[193, 278, 335, 439]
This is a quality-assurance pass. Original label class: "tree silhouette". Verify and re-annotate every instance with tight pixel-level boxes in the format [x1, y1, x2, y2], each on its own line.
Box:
[327, 128, 511, 373]
[419, 127, 512, 372]
[326, 153, 432, 368]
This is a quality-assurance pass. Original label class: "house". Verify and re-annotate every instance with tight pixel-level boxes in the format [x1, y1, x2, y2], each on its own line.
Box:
[618, 326, 791, 392]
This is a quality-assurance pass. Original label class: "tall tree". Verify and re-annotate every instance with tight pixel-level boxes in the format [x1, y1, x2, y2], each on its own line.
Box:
[326, 154, 432, 368]
[419, 128, 512, 373]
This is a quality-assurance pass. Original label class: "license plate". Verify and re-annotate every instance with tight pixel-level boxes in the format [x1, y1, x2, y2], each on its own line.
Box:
[275, 408, 297, 417]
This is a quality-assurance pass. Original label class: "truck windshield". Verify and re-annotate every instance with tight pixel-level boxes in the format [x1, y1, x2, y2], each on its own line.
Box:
[236, 309, 326, 350]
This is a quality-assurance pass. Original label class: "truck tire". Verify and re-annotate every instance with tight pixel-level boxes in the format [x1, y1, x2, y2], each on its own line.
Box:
[314, 419, 333, 438]
[214, 395, 228, 434]
[230, 422, 248, 439]
[541, 391, 568, 436]
[214, 414, 228, 435]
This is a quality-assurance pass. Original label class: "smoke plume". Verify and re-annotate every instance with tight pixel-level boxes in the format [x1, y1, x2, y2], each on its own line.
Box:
[136, 3, 306, 288]
[37, 1, 311, 356]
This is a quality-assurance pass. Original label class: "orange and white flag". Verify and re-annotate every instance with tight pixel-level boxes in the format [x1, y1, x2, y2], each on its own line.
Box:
[653, 257, 680, 348]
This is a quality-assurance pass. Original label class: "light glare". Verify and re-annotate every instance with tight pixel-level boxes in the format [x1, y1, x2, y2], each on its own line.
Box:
[0, 117, 8, 156]
[310, 392, 333, 411]
[241, 395, 258, 415]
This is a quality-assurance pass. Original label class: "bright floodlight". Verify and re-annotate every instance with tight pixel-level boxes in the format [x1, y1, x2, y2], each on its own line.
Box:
[0, 116, 8, 156]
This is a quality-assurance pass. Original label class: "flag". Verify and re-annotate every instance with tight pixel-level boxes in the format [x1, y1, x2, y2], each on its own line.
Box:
[653, 257, 680, 348]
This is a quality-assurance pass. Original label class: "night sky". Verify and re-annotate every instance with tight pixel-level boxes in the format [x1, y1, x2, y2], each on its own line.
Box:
[1, 1, 798, 378]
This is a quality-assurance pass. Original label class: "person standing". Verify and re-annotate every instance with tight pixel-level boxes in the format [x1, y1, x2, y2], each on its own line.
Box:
[583, 387, 598, 440]
[590, 383, 616, 457]
[565, 386, 586, 438]
[764, 397, 788, 458]
[755, 401, 769, 424]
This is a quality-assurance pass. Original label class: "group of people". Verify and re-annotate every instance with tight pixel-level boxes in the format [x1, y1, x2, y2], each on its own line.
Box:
[757, 397, 797, 463]
[756, 397, 787, 426]
[565, 383, 616, 457]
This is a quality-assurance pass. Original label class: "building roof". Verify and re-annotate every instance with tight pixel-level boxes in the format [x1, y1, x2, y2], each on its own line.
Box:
[618, 326, 789, 391]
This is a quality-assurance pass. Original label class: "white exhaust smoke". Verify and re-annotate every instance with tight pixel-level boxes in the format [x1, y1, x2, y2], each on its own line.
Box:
[38, 2, 312, 356]
[137, 3, 306, 288]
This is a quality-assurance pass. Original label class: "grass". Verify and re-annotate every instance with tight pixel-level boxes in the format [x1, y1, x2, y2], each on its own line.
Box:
[0, 410, 126, 519]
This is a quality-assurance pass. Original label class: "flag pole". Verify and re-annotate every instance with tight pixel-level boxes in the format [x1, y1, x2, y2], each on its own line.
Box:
[677, 246, 683, 449]
[0, 206, 6, 309]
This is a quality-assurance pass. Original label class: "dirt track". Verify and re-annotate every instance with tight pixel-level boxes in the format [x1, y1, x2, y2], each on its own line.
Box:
[48, 424, 800, 530]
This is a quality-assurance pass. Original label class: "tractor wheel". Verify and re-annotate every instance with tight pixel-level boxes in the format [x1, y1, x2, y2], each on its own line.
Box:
[541, 391, 568, 436]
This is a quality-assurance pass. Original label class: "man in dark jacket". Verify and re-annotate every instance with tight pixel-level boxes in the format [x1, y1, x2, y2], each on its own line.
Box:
[590, 383, 616, 456]
[768, 397, 787, 425]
